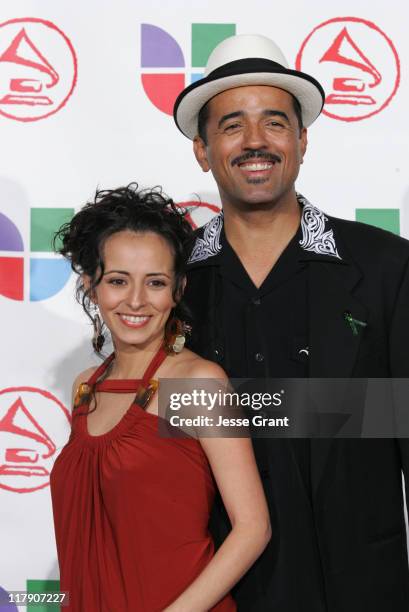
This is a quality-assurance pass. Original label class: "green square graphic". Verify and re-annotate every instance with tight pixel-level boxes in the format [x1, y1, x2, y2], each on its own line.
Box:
[31, 208, 74, 252]
[355, 208, 400, 235]
[192, 23, 236, 67]
[27, 579, 61, 611]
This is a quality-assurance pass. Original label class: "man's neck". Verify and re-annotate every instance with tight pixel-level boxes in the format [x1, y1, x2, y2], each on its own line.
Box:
[222, 193, 301, 263]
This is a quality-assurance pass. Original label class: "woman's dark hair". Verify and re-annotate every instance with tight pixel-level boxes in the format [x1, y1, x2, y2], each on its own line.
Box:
[54, 183, 194, 348]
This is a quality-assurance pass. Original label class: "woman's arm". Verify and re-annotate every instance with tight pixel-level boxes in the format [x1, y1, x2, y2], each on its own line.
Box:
[164, 361, 271, 612]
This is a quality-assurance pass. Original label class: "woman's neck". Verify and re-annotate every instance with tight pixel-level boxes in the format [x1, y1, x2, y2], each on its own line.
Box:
[108, 337, 164, 379]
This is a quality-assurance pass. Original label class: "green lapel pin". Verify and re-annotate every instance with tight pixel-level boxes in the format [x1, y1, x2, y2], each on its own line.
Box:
[344, 311, 367, 336]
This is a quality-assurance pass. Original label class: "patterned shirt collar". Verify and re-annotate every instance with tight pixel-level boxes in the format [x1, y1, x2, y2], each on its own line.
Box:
[187, 193, 341, 266]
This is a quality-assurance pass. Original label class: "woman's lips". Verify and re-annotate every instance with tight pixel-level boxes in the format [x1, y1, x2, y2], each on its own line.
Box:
[118, 314, 151, 329]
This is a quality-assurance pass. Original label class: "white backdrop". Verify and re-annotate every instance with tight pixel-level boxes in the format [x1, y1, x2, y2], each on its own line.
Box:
[1, 1, 408, 608]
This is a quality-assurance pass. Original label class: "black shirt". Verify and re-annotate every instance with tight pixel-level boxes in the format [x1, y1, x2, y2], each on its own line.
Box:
[219, 224, 309, 379]
[217, 224, 311, 494]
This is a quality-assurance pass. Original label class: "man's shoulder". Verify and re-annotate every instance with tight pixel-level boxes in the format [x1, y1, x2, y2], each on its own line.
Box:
[328, 212, 409, 264]
[186, 211, 224, 268]
[191, 211, 223, 237]
[186, 206, 409, 271]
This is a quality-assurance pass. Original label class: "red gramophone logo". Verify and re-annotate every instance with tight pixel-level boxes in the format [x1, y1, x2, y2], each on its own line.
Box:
[178, 201, 221, 229]
[0, 387, 71, 493]
[0, 17, 77, 121]
[296, 17, 400, 121]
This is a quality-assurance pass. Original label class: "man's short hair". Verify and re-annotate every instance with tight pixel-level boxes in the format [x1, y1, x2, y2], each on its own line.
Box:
[197, 93, 304, 144]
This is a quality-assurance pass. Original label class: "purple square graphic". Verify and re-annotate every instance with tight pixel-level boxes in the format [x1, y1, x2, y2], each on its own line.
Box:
[141, 24, 185, 68]
[0, 213, 23, 252]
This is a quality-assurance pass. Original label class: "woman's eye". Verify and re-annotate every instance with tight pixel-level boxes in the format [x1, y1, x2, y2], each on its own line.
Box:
[108, 278, 126, 286]
[149, 279, 166, 287]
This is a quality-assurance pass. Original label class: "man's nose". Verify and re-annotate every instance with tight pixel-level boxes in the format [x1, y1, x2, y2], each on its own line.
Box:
[242, 122, 268, 150]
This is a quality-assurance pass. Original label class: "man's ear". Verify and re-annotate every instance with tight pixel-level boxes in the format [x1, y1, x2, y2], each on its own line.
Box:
[193, 136, 210, 173]
[300, 127, 308, 163]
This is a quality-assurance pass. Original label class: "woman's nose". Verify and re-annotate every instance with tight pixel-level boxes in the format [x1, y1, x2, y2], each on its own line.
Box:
[126, 284, 146, 310]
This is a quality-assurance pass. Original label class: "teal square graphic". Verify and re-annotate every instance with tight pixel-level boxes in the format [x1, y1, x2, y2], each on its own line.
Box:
[27, 579, 61, 611]
[191, 23, 236, 67]
[355, 209, 400, 235]
[31, 208, 74, 252]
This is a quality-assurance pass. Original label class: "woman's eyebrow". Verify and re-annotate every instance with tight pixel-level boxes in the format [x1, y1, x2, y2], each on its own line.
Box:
[103, 269, 129, 276]
[146, 272, 172, 278]
[103, 270, 172, 278]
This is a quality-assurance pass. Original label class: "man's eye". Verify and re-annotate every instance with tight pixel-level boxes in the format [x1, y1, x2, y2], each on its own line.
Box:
[224, 123, 241, 132]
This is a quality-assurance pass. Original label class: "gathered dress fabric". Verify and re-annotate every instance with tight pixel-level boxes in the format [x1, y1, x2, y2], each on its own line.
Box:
[50, 354, 236, 611]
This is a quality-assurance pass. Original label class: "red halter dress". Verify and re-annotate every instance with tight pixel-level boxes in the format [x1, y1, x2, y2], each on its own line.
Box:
[50, 347, 236, 611]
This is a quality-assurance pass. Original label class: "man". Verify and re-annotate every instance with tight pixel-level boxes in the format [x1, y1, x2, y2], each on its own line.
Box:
[173, 34, 409, 611]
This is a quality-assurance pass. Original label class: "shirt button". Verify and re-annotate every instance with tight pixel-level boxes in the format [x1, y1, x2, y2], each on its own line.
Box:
[252, 297, 261, 305]
[214, 347, 224, 360]
[255, 353, 264, 362]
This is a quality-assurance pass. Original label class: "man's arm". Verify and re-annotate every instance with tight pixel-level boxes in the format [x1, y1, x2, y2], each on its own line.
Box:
[389, 255, 409, 501]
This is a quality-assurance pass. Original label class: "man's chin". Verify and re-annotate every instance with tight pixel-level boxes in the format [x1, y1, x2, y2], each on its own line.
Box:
[245, 177, 270, 185]
[226, 198, 281, 212]
[238, 191, 283, 209]
[220, 184, 294, 211]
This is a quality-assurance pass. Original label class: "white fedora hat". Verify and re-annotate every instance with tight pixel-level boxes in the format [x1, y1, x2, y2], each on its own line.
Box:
[173, 34, 325, 139]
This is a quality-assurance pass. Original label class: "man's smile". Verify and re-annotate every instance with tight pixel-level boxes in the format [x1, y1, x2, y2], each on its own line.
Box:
[239, 161, 275, 171]
[231, 150, 281, 180]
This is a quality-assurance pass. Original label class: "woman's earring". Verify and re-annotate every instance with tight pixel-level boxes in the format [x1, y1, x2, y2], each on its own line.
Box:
[92, 312, 105, 352]
[164, 318, 191, 354]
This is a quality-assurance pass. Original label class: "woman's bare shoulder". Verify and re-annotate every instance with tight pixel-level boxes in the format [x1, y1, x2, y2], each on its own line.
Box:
[71, 366, 98, 400]
[73, 366, 98, 387]
[169, 348, 228, 380]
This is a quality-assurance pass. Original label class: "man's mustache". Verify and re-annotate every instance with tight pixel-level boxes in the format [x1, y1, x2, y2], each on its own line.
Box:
[231, 150, 282, 167]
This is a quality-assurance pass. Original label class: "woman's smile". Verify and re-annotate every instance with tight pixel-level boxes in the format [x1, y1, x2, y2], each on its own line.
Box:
[117, 313, 152, 328]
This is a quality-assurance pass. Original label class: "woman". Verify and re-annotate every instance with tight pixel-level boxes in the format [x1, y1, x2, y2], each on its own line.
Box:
[50, 184, 270, 611]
